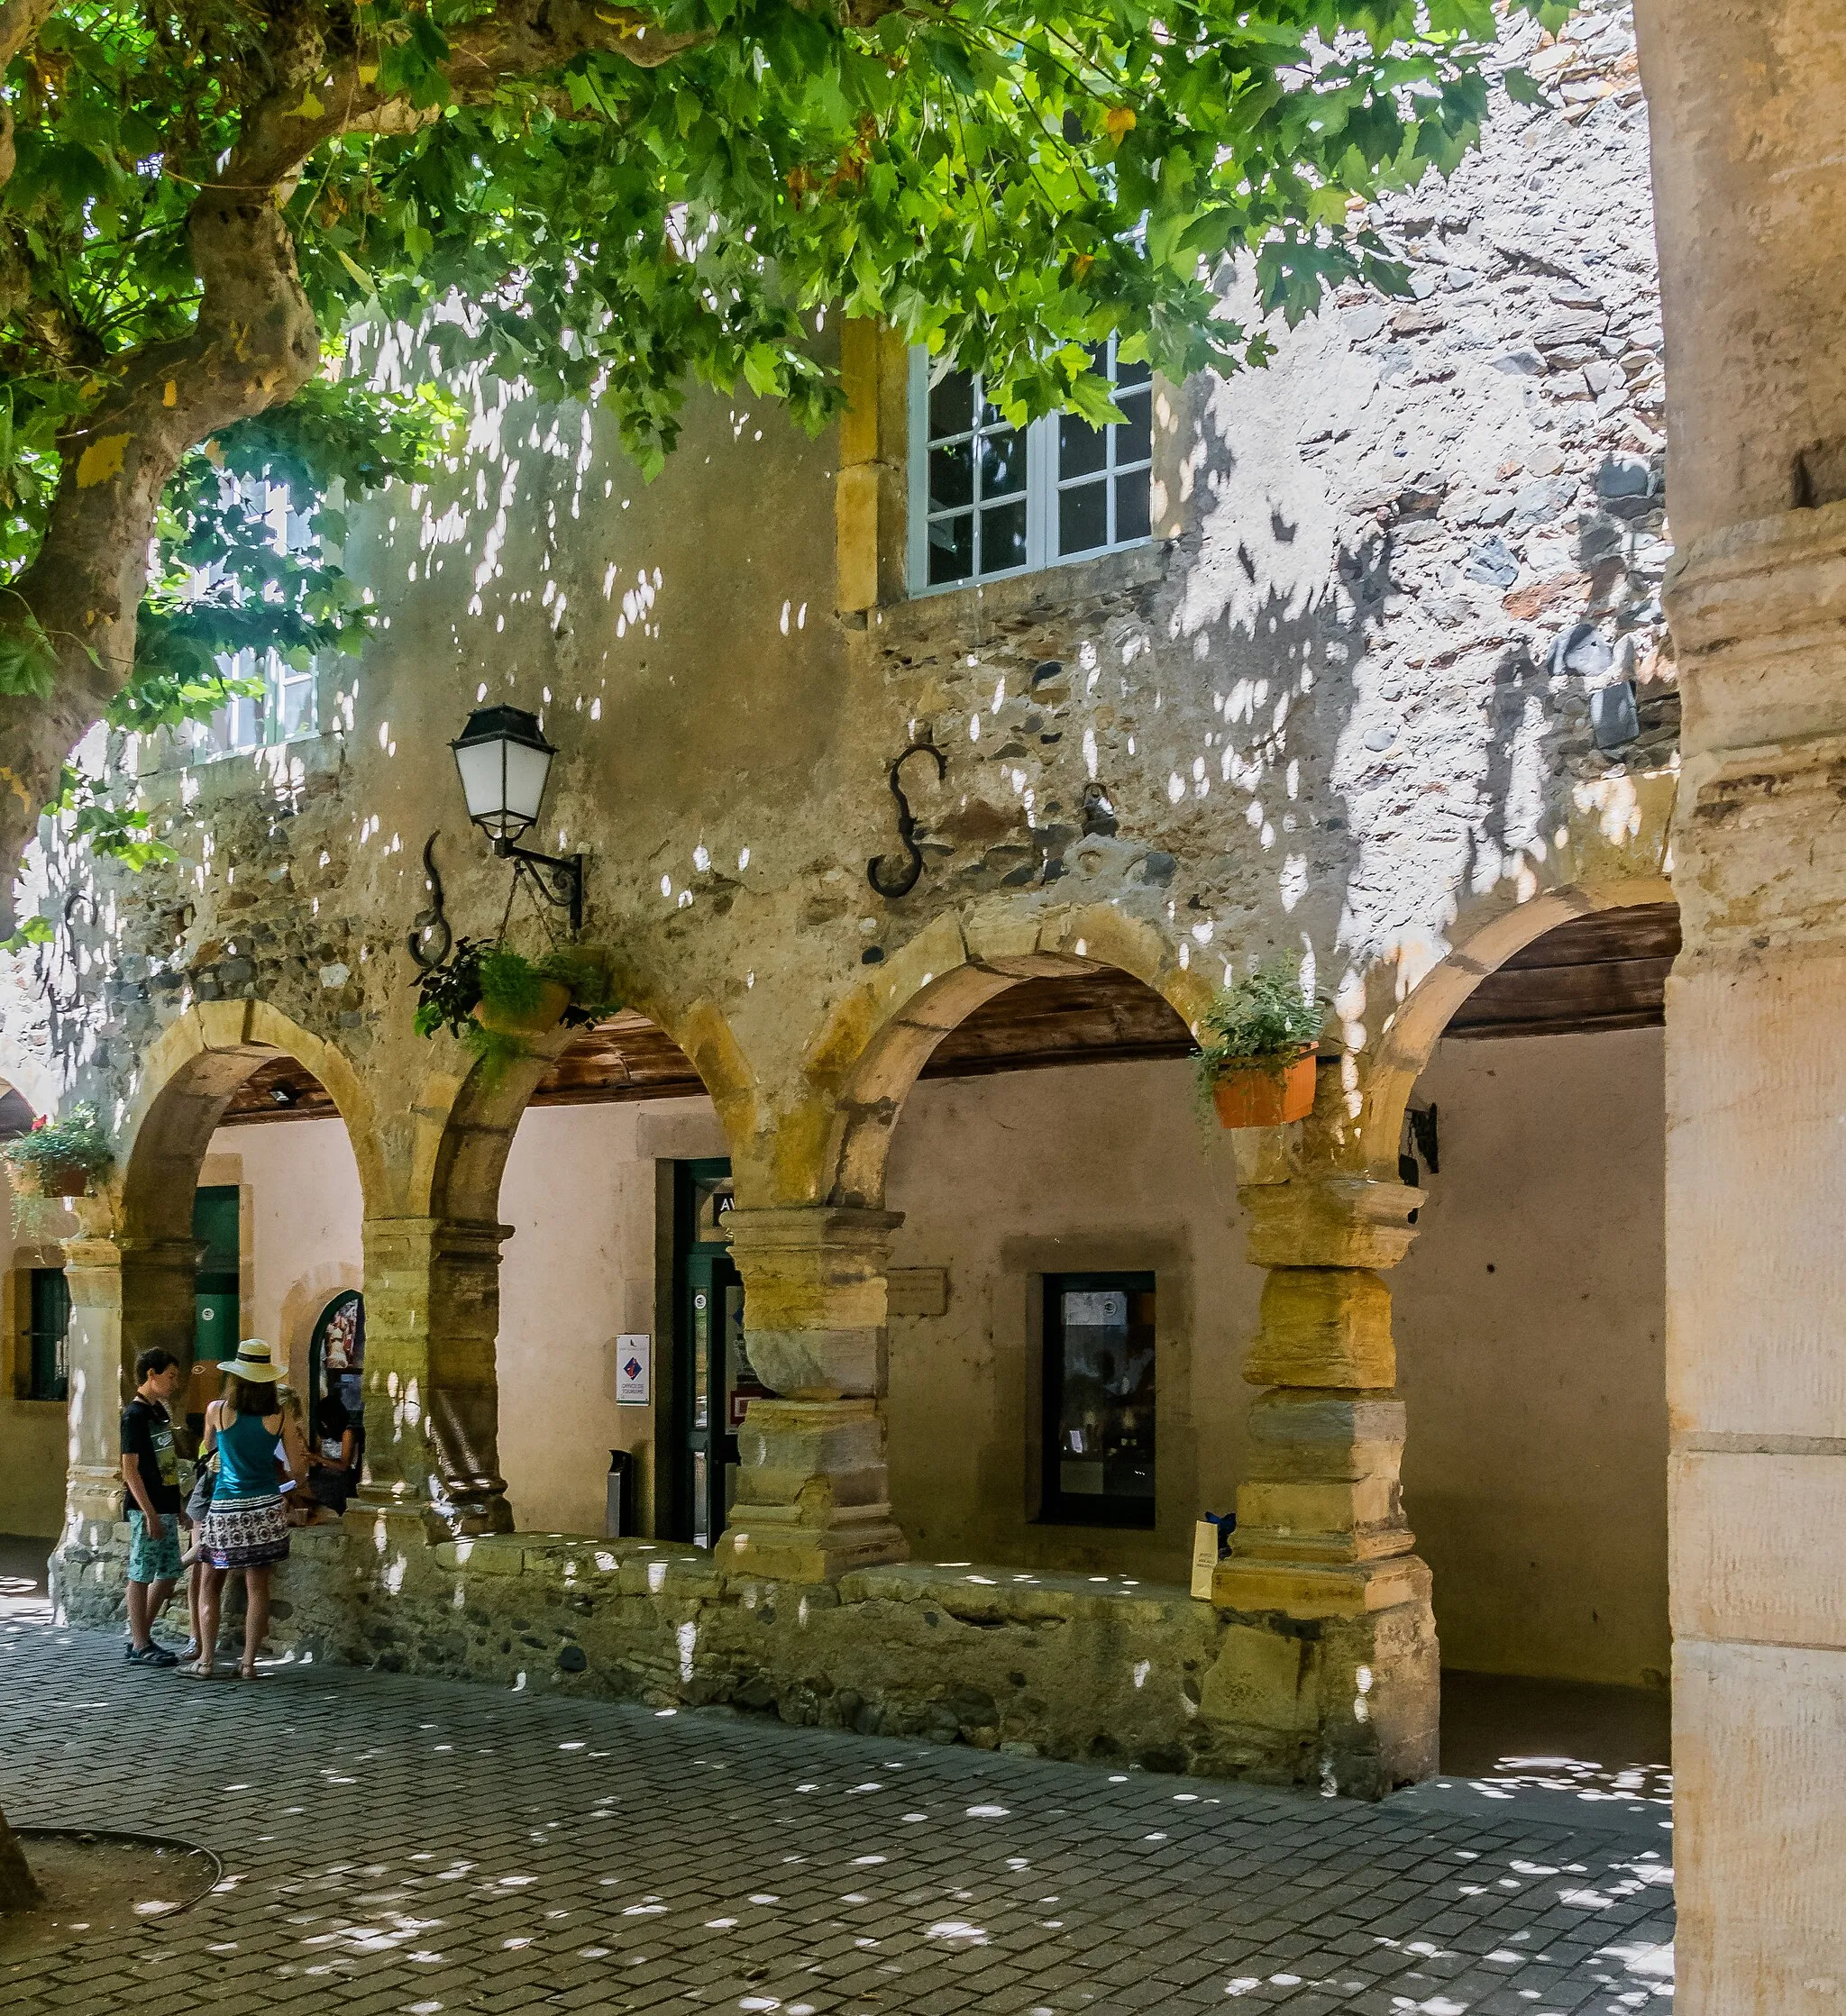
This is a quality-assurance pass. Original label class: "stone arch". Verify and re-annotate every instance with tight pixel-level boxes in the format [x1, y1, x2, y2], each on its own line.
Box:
[367, 971, 758, 1536]
[0, 1043, 59, 1126]
[412, 977, 758, 1227]
[812, 900, 1211, 1209]
[57, 999, 379, 1550]
[114, 998, 385, 1244]
[1356, 874, 1676, 1177]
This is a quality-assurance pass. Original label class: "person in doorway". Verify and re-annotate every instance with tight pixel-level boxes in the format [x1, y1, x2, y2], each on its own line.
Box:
[308, 1393, 358, 1517]
[189, 1338, 302, 1681]
[120, 1348, 187, 1667]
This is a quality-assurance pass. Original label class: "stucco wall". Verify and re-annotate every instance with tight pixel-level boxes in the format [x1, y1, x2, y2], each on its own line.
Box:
[882, 1059, 1257, 1580]
[197, 1125, 366, 1398]
[1395, 1026, 1670, 1688]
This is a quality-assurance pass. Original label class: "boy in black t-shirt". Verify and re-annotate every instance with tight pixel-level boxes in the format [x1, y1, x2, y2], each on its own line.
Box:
[120, 1347, 187, 1667]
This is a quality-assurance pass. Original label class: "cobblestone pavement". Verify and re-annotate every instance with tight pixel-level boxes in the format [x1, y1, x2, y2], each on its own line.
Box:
[2, 1588, 1674, 2016]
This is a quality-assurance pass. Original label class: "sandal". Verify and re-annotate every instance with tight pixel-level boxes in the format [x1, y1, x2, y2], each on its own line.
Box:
[238, 1663, 265, 1681]
[184, 1661, 217, 1680]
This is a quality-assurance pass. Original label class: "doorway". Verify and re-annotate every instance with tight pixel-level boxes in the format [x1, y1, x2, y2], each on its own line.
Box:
[669, 1160, 766, 1548]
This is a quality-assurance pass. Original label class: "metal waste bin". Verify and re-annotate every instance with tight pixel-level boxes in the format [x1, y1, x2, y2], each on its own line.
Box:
[606, 1449, 635, 1538]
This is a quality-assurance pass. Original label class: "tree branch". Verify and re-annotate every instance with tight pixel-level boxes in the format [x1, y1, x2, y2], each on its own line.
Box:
[231, 0, 713, 191]
[0, 0, 59, 188]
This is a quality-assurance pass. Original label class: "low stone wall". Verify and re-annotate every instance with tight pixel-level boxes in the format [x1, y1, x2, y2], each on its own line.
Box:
[53, 1522, 1430, 1799]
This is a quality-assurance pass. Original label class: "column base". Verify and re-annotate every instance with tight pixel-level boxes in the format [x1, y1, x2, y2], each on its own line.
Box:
[716, 1503, 909, 1583]
[1204, 1552, 1439, 1798]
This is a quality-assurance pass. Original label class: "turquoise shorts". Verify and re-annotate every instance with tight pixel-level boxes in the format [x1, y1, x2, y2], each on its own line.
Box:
[127, 1510, 184, 1584]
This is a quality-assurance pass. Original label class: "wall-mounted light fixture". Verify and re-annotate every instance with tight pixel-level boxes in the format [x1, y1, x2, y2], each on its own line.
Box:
[450, 705, 584, 932]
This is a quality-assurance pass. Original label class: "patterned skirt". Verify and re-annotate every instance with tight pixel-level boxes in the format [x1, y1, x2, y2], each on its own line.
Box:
[199, 1490, 291, 1569]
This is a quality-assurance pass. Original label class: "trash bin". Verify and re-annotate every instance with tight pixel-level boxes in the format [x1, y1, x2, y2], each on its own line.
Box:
[606, 1449, 635, 1538]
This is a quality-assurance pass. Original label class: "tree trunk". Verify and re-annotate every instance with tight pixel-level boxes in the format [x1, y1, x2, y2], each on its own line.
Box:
[0, 195, 320, 930]
[0, 1805, 42, 1913]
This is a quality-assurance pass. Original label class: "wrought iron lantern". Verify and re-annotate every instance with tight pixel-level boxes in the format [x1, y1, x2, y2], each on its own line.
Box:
[449, 704, 584, 931]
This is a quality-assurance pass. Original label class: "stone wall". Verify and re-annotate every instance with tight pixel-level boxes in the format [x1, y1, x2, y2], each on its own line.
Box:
[52, 1526, 1425, 1800]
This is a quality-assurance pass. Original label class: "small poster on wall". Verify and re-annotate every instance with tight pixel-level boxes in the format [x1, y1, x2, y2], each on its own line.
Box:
[616, 1334, 651, 1406]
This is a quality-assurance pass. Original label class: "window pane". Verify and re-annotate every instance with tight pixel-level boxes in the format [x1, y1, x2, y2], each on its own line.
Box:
[1059, 479, 1109, 556]
[928, 440, 973, 512]
[1115, 388, 1152, 465]
[1059, 413, 1107, 479]
[1115, 352, 1152, 389]
[979, 428, 1027, 499]
[1053, 1283, 1155, 1506]
[1116, 469, 1152, 543]
[279, 671, 315, 740]
[928, 512, 974, 585]
[980, 497, 1028, 573]
[928, 369, 974, 440]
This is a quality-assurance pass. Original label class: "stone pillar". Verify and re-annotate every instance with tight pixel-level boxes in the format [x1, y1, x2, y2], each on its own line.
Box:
[59, 1235, 131, 1548]
[715, 1205, 909, 1582]
[1210, 1177, 1437, 1798]
[357, 1217, 512, 1539]
[52, 1231, 199, 1621]
[1636, 4, 1846, 2007]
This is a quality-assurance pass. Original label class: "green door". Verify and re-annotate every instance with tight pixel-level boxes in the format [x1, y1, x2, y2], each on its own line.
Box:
[672, 1161, 766, 1549]
[193, 1184, 240, 1362]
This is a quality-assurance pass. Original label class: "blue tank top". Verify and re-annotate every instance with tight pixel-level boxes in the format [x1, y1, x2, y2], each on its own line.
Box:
[214, 1408, 280, 1501]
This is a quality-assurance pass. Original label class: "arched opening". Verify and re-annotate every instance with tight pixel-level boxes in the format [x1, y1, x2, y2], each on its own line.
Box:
[97, 1015, 374, 1538]
[424, 1007, 750, 1546]
[0, 1077, 73, 1561]
[1388, 899, 1677, 1800]
[832, 953, 1260, 1582]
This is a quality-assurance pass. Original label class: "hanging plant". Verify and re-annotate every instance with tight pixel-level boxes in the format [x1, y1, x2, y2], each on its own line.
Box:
[5, 1104, 114, 1232]
[1193, 962, 1329, 1129]
[415, 939, 618, 1086]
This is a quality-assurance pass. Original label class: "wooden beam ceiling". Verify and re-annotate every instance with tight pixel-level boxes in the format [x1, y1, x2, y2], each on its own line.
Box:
[215, 903, 1680, 1126]
[1441, 901, 1678, 1040]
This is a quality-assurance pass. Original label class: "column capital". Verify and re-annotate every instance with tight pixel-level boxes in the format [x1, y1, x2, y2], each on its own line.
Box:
[723, 1204, 905, 1257]
[1238, 1178, 1422, 1272]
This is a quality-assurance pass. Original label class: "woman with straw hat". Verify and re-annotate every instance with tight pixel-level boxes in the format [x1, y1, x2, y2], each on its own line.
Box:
[188, 1338, 304, 1680]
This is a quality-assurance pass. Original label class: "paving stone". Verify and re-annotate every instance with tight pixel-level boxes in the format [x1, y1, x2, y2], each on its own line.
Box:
[1, 1609, 1675, 2014]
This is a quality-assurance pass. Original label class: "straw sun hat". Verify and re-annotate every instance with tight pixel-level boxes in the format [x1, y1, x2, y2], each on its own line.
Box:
[227, 1337, 280, 1382]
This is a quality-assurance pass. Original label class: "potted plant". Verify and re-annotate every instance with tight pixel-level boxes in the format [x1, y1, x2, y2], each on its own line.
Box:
[1194, 962, 1329, 1128]
[415, 939, 617, 1084]
[5, 1103, 114, 1215]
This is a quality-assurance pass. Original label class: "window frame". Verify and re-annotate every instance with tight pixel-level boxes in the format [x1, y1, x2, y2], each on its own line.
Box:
[906, 345, 1154, 598]
[182, 478, 321, 762]
[25, 1265, 69, 1404]
[1038, 1267, 1157, 1529]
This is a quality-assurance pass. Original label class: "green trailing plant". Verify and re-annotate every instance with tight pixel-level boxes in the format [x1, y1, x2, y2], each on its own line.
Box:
[5, 1102, 114, 1232]
[414, 939, 620, 1085]
[1194, 961, 1330, 1099]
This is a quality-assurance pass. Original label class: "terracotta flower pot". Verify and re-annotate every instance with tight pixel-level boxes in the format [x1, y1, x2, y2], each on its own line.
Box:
[7, 1156, 90, 1200]
[472, 979, 571, 1038]
[1210, 1051, 1317, 1129]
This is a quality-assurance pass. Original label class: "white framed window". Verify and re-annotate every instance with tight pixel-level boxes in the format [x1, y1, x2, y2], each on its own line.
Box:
[193, 646, 316, 759]
[908, 340, 1153, 595]
[188, 480, 320, 760]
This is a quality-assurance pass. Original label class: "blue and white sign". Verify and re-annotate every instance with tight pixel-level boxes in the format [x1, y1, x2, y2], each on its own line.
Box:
[616, 1334, 651, 1407]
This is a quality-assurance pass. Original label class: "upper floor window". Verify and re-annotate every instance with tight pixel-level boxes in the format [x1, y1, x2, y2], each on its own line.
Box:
[186, 479, 319, 761]
[908, 341, 1153, 595]
[192, 647, 316, 760]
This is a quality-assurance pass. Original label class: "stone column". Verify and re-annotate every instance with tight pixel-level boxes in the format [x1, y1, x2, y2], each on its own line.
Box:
[53, 1231, 198, 1621]
[715, 1205, 909, 1582]
[357, 1217, 511, 1538]
[1209, 1177, 1437, 1798]
[1636, 5, 1846, 2007]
